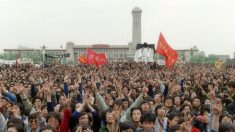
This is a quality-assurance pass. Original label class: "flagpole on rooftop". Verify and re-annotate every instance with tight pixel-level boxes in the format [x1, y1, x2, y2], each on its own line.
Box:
[42, 45, 46, 72]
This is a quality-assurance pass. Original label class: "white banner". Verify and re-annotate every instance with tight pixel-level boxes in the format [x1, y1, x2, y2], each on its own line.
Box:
[0, 58, 33, 65]
[134, 48, 154, 62]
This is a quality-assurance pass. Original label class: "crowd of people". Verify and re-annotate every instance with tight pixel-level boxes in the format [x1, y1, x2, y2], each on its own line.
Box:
[0, 62, 235, 132]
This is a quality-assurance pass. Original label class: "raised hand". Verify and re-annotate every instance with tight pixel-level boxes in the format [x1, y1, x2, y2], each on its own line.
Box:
[91, 79, 98, 94]
[43, 82, 51, 97]
[211, 98, 223, 115]
[113, 105, 123, 121]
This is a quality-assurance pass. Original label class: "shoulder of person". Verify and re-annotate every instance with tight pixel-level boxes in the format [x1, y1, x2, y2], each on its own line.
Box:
[136, 128, 144, 132]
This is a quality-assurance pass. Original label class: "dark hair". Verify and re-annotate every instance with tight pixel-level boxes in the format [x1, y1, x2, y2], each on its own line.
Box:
[200, 105, 210, 115]
[113, 99, 123, 106]
[78, 112, 93, 126]
[13, 102, 25, 115]
[155, 104, 164, 116]
[32, 97, 43, 105]
[130, 107, 142, 119]
[219, 123, 235, 132]
[40, 125, 56, 132]
[168, 124, 180, 132]
[46, 112, 61, 124]
[101, 108, 113, 125]
[120, 122, 136, 132]
[168, 112, 179, 121]
[7, 124, 25, 132]
[121, 98, 129, 103]
[141, 100, 150, 106]
[228, 81, 235, 88]
[28, 113, 38, 120]
[7, 118, 25, 128]
[164, 96, 174, 103]
[180, 103, 192, 113]
[219, 113, 232, 123]
[140, 112, 156, 124]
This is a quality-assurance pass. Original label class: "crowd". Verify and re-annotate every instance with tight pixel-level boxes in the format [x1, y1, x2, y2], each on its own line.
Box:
[0, 62, 235, 132]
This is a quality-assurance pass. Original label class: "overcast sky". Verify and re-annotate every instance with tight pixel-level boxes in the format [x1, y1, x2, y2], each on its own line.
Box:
[0, 0, 235, 57]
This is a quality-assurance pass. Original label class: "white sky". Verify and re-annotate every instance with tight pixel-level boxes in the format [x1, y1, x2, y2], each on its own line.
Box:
[0, 0, 235, 57]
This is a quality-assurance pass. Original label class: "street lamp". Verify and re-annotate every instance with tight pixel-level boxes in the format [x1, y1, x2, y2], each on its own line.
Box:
[42, 45, 46, 65]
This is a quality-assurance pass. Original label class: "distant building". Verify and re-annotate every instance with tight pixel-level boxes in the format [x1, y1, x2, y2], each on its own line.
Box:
[209, 54, 230, 62]
[176, 46, 200, 62]
[66, 41, 130, 63]
[3, 48, 66, 57]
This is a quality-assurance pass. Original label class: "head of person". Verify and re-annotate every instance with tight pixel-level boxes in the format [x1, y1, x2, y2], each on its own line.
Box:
[228, 81, 235, 94]
[192, 97, 201, 109]
[180, 103, 192, 114]
[102, 109, 114, 125]
[164, 96, 174, 109]
[140, 112, 156, 131]
[1, 96, 11, 108]
[131, 88, 137, 98]
[74, 124, 93, 132]
[12, 102, 24, 116]
[145, 97, 154, 109]
[58, 95, 66, 105]
[155, 104, 165, 117]
[119, 122, 136, 132]
[219, 113, 233, 124]
[140, 100, 150, 113]
[130, 107, 142, 123]
[167, 113, 180, 128]
[190, 92, 197, 99]
[28, 113, 40, 130]
[154, 92, 162, 103]
[200, 107, 210, 124]
[7, 118, 25, 130]
[33, 97, 43, 108]
[168, 125, 181, 132]
[174, 96, 181, 107]
[219, 123, 235, 132]
[112, 99, 123, 111]
[122, 98, 130, 110]
[122, 86, 129, 96]
[78, 112, 93, 126]
[39, 125, 56, 132]
[41, 104, 48, 118]
[110, 89, 117, 98]
[7, 124, 25, 132]
[46, 112, 61, 130]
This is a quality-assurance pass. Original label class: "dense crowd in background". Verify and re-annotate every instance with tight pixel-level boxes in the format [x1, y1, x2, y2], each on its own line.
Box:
[0, 62, 235, 132]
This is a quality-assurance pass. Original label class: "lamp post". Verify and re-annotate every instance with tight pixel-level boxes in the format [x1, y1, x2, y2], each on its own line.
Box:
[42, 45, 46, 65]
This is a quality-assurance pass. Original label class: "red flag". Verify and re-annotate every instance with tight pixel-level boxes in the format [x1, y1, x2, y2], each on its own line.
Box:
[87, 48, 98, 64]
[156, 32, 178, 67]
[94, 53, 107, 65]
[87, 48, 107, 66]
[77, 54, 87, 64]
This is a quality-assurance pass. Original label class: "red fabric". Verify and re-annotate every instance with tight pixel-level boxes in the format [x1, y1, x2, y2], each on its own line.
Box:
[87, 48, 107, 66]
[58, 108, 71, 132]
[156, 32, 178, 68]
[191, 126, 200, 132]
[77, 54, 87, 64]
[87, 48, 98, 64]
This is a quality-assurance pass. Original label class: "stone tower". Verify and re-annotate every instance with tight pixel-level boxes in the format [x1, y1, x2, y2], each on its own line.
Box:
[129, 7, 142, 51]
